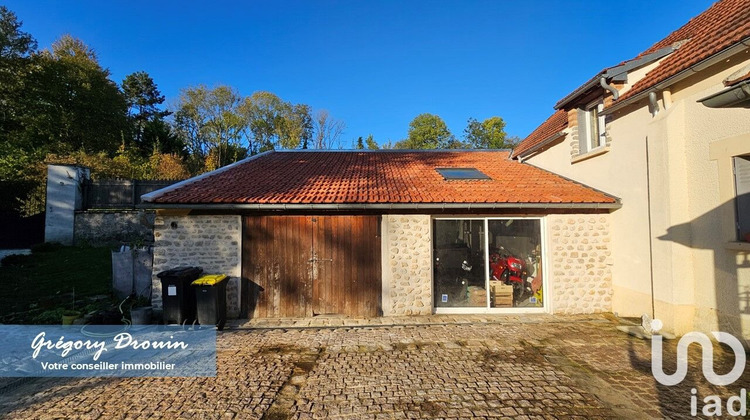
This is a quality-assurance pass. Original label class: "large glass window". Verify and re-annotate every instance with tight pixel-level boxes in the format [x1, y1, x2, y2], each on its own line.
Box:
[433, 220, 486, 308]
[487, 219, 543, 308]
[433, 218, 544, 310]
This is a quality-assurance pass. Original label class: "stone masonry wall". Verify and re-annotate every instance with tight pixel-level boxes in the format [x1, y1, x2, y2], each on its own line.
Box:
[381, 215, 432, 316]
[75, 210, 155, 246]
[547, 214, 613, 313]
[152, 215, 242, 318]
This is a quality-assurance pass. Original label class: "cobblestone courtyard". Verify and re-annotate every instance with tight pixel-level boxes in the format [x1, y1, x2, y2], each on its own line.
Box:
[0, 314, 747, 419]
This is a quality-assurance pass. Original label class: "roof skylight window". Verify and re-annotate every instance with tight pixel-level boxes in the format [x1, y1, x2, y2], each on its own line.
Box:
[436, 168, 491, 180]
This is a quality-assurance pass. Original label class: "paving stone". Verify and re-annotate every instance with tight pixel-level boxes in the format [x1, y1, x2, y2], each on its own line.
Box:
[0, 314, 747, 419]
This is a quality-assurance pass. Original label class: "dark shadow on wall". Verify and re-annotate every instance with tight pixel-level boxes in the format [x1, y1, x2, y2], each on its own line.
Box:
[657, 194, 750, 347]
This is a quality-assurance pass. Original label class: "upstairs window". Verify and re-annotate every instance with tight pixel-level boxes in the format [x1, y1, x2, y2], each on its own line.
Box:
[734, 155, 750, 240]
[578, 100, 606, 154]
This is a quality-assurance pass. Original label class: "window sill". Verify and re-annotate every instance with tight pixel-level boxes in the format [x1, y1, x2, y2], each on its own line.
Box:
[725, 241, 750, 252]
[572, 145, 610, 164]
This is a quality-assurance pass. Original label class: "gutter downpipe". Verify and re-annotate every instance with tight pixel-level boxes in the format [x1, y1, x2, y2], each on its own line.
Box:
[648, 92, 660, 116]
[646, 137, 656, 320]
[600, 77, 619, 100]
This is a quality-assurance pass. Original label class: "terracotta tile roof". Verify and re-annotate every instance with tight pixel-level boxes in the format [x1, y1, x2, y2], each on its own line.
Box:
[146, 151, 616, 206]
[620, 0, 750, 101]
[512, 110, 568, 158]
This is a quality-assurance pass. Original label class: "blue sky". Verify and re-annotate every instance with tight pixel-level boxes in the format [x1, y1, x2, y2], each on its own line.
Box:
[6, 0, 713, 146]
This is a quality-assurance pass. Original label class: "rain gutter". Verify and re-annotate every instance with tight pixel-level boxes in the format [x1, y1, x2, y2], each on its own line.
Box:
[698, 80, 750, 108]
[602, 37, 750, 115]
[513, 131, 566, 161]
[555, 47, 675, 110]
[139, 202, 622, 211]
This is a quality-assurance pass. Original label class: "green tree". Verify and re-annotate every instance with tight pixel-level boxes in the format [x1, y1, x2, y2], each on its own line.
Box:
[142, 117, 184, 156]
[365, 134, 379, 150]
[122, 71, 171, 154]
[239, 91, 284, 153]
[396, 113, 455, 149]
[464, 116, 509, 149]
[25, 35, 129, 155]
[279, 103, 313, 150]
[0, 6, 37, 182]
[173, 85, 247, 172]
[0, 6, 35, 60]
[355, 136, 365, 149]
[238, 91, 315, 153]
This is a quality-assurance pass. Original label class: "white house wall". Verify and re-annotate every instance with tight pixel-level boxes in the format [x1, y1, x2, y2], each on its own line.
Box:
[679, 60, 750, 341]
[525, 52, 750, 338]
[524, 107, 654, 320]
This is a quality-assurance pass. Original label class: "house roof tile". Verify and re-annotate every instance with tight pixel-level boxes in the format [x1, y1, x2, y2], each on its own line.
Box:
[146, 150, 616, 206]
[620, 0, 750, 101]
[512, 110, 568, 159]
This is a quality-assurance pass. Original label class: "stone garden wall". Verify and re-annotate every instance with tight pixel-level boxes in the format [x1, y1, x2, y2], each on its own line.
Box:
[381, 215, 433, 316]
[151, 215, 242, 318]
[74, 210, 155, 246]
[547, 214, 613, 313]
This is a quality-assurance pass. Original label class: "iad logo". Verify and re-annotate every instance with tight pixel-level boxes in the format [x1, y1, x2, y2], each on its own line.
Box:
[651, 323, 747, 417]
[651, 331, 746, 386]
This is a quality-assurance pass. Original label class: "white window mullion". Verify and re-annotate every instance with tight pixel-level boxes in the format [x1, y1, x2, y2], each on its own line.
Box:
[596, 103, 606, 148]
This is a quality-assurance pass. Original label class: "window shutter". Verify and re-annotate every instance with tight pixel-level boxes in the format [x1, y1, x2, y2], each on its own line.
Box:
[734, 156, 750, 239]
[577, 109, 589, 154]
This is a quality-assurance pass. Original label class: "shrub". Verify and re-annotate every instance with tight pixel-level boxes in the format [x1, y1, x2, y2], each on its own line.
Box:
[1, 253, 33, 267]
[31, 242, 63, 253]
[31, 308, 65, 325]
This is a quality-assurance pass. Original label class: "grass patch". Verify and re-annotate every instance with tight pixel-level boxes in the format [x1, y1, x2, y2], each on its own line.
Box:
[0, 246, 112, 322]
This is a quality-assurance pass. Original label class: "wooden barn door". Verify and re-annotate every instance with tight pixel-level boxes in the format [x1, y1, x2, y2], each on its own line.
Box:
[243, 216, 312, 318]
[243, 215, 381, 318]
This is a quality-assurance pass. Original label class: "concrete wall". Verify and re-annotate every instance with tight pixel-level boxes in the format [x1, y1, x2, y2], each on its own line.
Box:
[74, 210, 155, 246]
[151, 215, 242, 318]
[525, 52, 750, 337]
[547, 214, 613, 314]
[45, 165, 89, 245]
[381, 215, 433, 316]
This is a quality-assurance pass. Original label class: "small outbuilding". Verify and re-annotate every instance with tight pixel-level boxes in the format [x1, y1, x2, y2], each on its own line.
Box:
[142, 150, 619, 319]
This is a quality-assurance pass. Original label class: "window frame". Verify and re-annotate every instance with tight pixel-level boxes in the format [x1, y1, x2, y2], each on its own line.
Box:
[733, 154, 750, 241]
[578, 99, 607, 154]
[431, 216, 549, 314]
